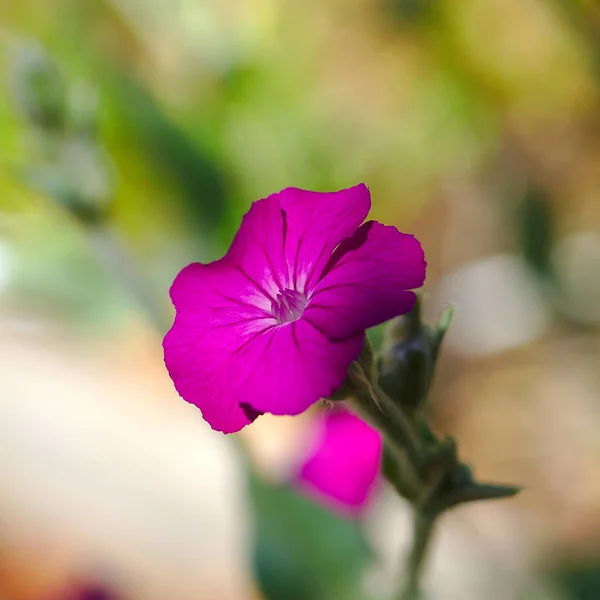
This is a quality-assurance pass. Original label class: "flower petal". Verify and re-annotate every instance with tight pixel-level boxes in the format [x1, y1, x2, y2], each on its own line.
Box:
[164, 315, 253, 433]
[227, 184, 371, 296]
[305, 221, 426, 340]
[275, 184, 371, 292]
[164, 261, 276, 433]
[227, 196, 289, 300]
[226, 320, 364, 416]
[297, 409, 382, 515]
[169, 261, 275, 317]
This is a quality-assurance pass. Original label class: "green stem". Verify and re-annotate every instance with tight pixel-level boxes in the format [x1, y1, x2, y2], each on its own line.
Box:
[399, 509, 436, 600]
[349, 376, 438, 599]
[353, 383, 422, 468]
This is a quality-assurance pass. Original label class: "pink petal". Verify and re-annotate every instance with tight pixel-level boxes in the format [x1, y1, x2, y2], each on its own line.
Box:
[277, 184, 371, 292]
[297, 409, 382, 515]
[226, 319, 364, 416]
[163, 315, 253, 433]
[169, 261, 274, 318]
[164, 262, 276, 433]
[227, 196, 289, 301]
[305, 221, 426, 340]
[227, 184, 371, 296]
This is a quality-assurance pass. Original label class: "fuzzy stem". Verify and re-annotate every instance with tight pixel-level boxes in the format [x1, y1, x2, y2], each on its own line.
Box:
[349, 379, 437, 599]
[352, 382, 422, 468]
[399, 509, 436, 600]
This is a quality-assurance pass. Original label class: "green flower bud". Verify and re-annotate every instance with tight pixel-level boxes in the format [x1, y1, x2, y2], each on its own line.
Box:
[378, 299, 433, 414]
[378, 298, 454, 415]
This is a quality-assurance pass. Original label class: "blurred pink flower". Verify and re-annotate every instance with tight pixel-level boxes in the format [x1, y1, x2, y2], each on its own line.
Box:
[164, 184, 426, 433]
[43, 581, 117, 600]
[296, 409, 383, 516]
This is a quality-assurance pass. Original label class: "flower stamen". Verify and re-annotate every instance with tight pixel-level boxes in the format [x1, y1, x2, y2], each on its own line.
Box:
[271, 288, 307, 324]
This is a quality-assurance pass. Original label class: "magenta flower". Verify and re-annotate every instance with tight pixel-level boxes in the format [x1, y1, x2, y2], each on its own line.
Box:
[296, 408, 382, 516]
[163, 184, 426, 433]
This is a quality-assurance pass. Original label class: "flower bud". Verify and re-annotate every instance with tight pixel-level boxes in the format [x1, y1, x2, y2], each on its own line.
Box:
[378, 298, 454, 415]
[378, 298, 432, 414]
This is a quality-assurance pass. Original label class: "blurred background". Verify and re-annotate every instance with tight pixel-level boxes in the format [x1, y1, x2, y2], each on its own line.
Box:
[1, 0, 600, 598]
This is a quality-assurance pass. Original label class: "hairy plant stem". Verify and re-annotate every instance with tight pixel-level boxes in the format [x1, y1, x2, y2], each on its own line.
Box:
[352, 383, 421, 469]
[398, 509, 436, 600]
[349, 367, 439, 600]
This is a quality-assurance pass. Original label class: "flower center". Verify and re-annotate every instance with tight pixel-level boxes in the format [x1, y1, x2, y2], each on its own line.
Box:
[271, 288, 307, 325]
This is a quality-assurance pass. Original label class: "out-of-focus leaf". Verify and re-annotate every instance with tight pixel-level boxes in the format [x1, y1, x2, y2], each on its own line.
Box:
[249, 474, 370, 600]
[108, 74, 231, 241]
[552, 562, 600, 600]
